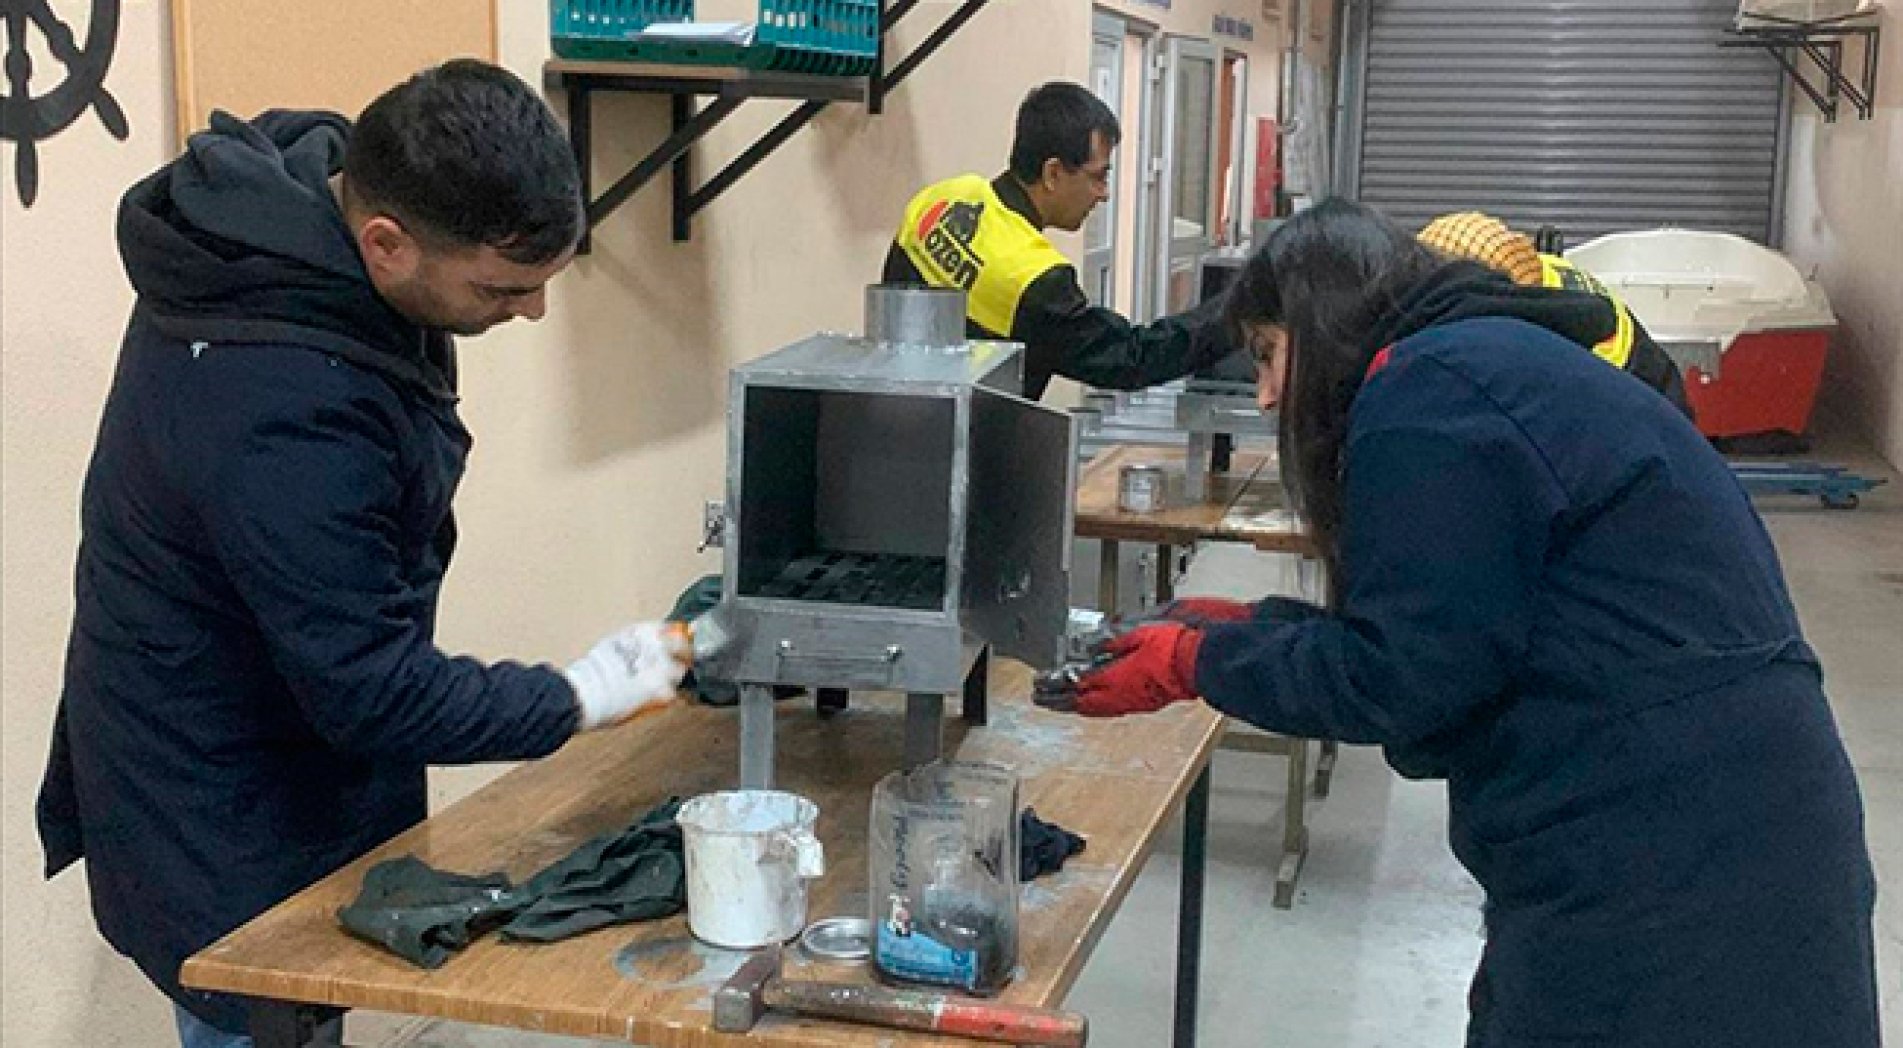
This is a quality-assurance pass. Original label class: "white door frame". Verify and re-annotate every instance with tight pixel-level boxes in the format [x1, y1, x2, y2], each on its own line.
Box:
[1084, 11, 1126, 306]
[1155, 34, 1221, 317]
[1222, 50, 1249, 247]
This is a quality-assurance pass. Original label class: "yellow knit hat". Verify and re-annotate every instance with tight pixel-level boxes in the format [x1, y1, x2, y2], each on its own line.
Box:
[1418, 211, 1544, 287]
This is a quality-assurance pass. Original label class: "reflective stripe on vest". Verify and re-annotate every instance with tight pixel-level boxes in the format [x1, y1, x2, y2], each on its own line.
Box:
[1538, 254, 1636, 370]
[896, 174, 1070, 337]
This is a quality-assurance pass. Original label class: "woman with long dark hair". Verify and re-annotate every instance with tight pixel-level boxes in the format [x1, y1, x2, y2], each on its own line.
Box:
[1072, 199, 1878, 1046]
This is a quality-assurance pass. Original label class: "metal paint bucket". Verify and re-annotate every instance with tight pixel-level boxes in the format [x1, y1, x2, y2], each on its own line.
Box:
[678, 790, 825, 949]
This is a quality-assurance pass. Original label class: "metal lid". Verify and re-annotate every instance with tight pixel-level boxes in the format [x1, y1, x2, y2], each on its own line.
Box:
[800, 916, 872, 961]
[1121, 463, 1166, 477]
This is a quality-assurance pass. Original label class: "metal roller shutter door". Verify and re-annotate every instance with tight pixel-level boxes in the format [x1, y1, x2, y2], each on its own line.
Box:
[1353, 0, 1785, 243]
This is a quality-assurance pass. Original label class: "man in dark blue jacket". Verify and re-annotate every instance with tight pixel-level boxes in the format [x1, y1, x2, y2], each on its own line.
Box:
[37, 60, 686, 1048]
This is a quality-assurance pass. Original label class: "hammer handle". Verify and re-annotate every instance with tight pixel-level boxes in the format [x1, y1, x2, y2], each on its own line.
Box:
[765, 980, 1088, 1046]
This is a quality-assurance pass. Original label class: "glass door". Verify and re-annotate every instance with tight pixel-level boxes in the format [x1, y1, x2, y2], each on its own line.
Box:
[1155, 35, 1220, 316]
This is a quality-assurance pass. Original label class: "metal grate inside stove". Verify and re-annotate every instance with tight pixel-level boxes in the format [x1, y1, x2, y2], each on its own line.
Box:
[753, 551, 947, 610]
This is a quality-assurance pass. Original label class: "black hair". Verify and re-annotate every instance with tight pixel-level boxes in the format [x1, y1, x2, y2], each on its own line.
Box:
[1008, 82, 1121, 183]
[1223, 198, 1444, 600]
[343, 59, 583, 264]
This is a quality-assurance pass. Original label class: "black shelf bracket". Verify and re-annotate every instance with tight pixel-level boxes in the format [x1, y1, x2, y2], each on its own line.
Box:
[548, 0, 991, 248]
[1721, 12, 1881, 122]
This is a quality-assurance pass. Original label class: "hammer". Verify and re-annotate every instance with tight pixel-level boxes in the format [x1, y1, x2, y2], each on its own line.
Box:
[713, 946, 1089, 1046]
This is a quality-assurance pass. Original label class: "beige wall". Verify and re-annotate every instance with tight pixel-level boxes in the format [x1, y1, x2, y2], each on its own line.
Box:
[1779, 9, 1903, 468]
[3, 1, 187, 1044]
[2, 2, 1087, 1046]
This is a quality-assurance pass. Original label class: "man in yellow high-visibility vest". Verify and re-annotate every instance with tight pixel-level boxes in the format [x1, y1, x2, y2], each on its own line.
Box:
[883, 82, 1233, 400]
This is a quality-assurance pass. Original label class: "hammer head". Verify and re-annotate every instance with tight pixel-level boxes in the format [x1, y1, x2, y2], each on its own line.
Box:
[713, 945, 783, 1033]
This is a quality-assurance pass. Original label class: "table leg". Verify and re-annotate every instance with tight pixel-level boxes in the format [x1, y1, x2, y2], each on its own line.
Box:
[1174, 762, 1211, 1048]
[1273, 739, 1310, 910]
[248, 1001, 342, 1048]
[1098, 538, 1121, 616]
[740, 683, 775, 788]
[1155, 543, 1176, 605]
[1314, 739, 1339, 798]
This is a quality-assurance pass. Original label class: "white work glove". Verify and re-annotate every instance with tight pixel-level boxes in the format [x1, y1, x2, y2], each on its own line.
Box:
[564, 622, 691, 730]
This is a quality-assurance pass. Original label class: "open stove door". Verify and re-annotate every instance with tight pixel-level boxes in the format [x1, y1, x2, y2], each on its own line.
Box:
[962, 387, 1076, 671]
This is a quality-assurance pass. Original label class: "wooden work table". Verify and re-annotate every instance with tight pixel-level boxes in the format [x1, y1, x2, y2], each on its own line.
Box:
[1073, 444, 1309, 555]
[1074, 442, 1334, 908]
[182, 662, 1224, 1047]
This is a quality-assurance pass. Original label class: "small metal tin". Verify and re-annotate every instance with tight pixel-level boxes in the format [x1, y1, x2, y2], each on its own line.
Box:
[1118, 463, 1167, 514]
[801, 916, 872, 961]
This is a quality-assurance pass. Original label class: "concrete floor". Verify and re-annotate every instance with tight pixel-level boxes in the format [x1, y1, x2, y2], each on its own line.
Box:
[355, 442, 1902, 1047]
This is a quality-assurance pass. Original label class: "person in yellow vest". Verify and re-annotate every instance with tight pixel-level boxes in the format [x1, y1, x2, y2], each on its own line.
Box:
[883, 82, 1233, 400]
[1417, 211, 1691, 416]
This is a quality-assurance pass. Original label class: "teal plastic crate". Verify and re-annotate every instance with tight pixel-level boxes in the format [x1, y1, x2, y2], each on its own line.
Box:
[550, 0, 877, 76]
[551, 0, 695, 62]
[753, 0, 879, 76]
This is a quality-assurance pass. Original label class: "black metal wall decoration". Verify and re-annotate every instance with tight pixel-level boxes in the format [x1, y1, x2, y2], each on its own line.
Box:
[1, 0, 129, 207]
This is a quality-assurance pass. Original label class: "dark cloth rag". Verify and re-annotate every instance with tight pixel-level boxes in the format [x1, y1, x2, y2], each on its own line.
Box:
[667, 575, 737, 706]
[335, 858, 518, 969]
[503, 800, 687, 942]
[666, 574, 804, 707]
[338, 798, 685, 968]
[1019, 808, 1086, 882]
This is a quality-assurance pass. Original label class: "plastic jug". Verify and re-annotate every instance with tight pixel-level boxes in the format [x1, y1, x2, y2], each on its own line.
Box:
[868, 760, 1020, 995]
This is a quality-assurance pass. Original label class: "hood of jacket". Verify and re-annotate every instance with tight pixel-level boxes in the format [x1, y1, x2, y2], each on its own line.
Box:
[116, 109, 455, 400]
[1370, 261, 1620, 357]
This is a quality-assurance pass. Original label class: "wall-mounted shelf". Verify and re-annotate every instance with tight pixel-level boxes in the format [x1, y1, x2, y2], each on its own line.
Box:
[546, 0, 992, 248]
[1720, 12, 1882, 122]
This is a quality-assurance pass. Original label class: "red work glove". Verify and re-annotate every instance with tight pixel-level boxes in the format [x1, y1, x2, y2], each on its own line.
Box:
[1074, 623, 1203, 718]
[1157, 598, 1254, 626]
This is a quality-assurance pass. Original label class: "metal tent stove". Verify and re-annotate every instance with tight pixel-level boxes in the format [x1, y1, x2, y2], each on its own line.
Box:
[710, 286, 1077, 788]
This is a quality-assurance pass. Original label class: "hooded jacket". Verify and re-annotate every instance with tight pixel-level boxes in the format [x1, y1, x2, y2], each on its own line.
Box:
[36, 110, 579, 1031]
[1368, 259, 1691, 414]
[1194, 266, 1876, 1046]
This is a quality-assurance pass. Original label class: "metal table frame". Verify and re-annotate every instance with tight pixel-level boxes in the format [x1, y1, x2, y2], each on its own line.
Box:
[1080, 445, 1336, 911]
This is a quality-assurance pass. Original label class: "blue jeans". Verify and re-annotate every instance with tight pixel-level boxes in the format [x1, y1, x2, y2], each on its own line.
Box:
[175, 1004, 342, 1048]
[175, 1006, 251, 1048]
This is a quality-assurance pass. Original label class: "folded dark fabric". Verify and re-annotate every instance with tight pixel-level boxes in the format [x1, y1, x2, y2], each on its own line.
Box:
[337, 798, 685, 968]
[1019, 807, 1087, 882]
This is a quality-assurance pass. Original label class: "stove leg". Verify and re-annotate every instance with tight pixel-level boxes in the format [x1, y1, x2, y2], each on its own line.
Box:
[962, 646, 989, 726]
[904, 693, 945, 768]
[740, 683, 775, 788]
[1212, 432, 1234, 473]
[1185, 431, 1212, 503]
